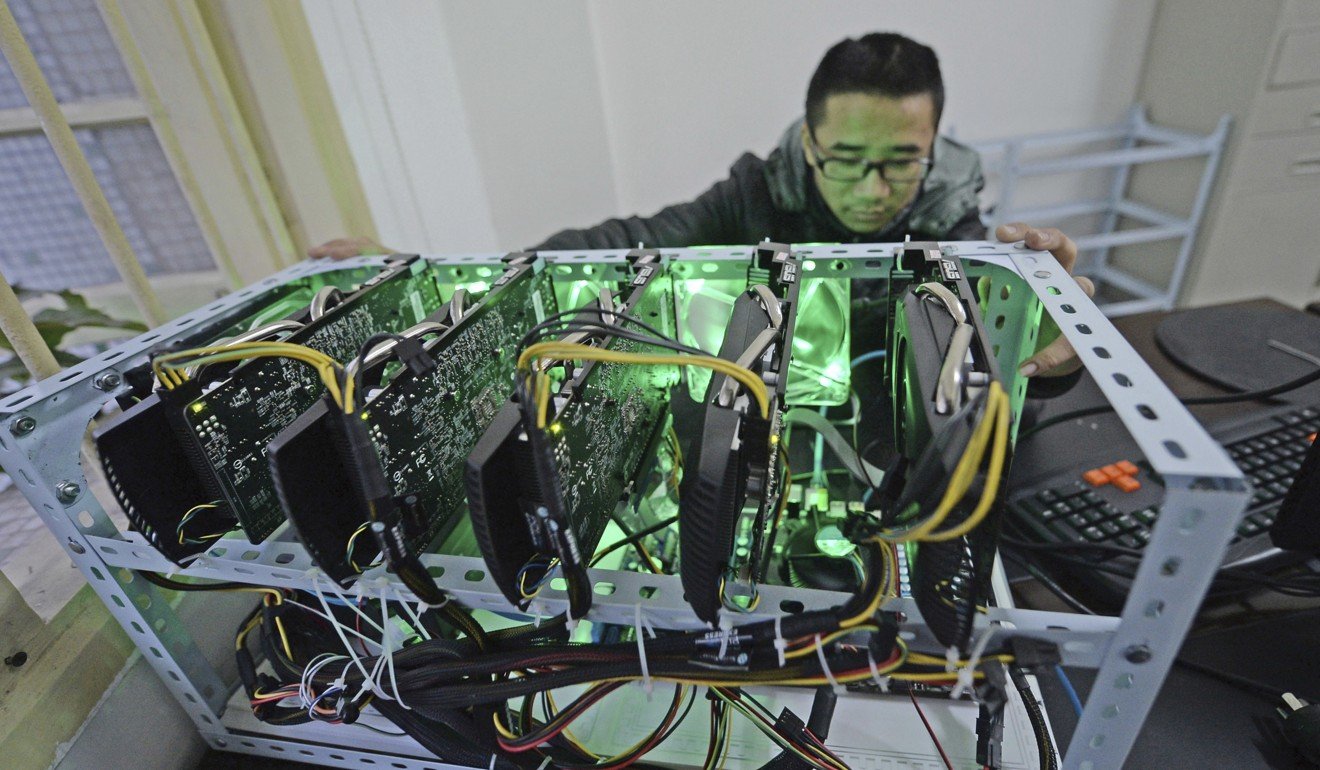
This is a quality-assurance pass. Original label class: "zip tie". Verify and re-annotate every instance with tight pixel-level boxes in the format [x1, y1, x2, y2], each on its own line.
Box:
[381, 584, 410, 710]
[488, 754, 497, 770]
[773, 615, 788, 668]
[866, 650, 891, 693]
[952, 625, 998, 700]
[717, 613, 733, 659]
[814, 634, 846, 695]
[634, 603, 654, 698]
[536, 757, 552, 770]
[945, 645, 959, 673]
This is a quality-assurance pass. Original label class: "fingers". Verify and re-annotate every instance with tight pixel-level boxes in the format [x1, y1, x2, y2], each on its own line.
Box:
[307, 237, 383, 261]
[1019, 334, 1081, 378]
[1019, 276, 1096, 378]
[995, 222, 1080, 274]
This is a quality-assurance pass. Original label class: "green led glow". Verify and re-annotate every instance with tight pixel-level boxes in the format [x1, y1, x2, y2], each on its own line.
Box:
[460, 280, 490, 294]
[786, 277, 850, 405]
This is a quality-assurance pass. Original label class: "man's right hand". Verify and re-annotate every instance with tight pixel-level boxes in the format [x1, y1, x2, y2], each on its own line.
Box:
[307, 236, 390, 261]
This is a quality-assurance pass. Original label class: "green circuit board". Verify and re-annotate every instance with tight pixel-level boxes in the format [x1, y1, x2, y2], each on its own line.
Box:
[540, 268, 680, 555]
[360, 262, 558, 554]
[183, 260, 445, 542]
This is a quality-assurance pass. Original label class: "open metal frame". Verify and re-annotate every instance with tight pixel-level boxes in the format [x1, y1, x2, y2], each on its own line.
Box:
[0, 241, 1248, 769]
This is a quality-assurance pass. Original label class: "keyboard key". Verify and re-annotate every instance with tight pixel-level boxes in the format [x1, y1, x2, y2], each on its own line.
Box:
[1038, 489, 1059, 503]
[1114, 475, 1141, 493]
[1082, 526, 1105, 542]
[1117, 460, 1139, 475]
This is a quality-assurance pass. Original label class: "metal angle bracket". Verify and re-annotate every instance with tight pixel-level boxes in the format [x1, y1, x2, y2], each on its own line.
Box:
[1004, 246, 1249, 770]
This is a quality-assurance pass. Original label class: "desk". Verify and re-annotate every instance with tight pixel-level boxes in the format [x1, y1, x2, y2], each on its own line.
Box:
[1013, 299, 1320, 769]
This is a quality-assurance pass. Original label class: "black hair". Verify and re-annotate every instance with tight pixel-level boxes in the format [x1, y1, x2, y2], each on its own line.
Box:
[805, 33, 944, 129]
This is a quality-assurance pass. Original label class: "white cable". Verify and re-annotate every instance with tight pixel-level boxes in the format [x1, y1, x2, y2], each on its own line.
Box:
[323, 577, 386, 637]
[773, 615, 788, 668]
[952, 625, 998, 700]
[380, 584, 410, 709]
[634, 603, 654, 697]
[280, 598, 381, 648]
[395, 589, 431, 641]
[813, 634, 845, 695]
[311, 574, 376, 686]
[866, 650, 891, 693]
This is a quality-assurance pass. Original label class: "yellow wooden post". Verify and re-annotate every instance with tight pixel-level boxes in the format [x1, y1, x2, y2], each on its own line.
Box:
[0, 0, 167, 327]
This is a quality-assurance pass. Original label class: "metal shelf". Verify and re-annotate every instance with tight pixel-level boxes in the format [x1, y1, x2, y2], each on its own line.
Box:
[0, 242, 1248, 770]
[971, 105, 1232, 316]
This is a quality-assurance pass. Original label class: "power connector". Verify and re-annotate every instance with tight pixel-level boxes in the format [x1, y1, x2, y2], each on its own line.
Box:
[1280, 692, 1320, 765]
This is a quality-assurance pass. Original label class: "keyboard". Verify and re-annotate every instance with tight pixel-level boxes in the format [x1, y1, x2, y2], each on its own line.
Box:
[1005, 404, 1319, 610]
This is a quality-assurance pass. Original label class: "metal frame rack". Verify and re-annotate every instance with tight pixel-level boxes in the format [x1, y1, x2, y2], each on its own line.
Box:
[971, 105, 1231, 316]
[0, 242, 1248, 770]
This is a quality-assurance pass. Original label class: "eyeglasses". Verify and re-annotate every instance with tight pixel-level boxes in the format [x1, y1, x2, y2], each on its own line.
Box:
[807, 131, 933, 184]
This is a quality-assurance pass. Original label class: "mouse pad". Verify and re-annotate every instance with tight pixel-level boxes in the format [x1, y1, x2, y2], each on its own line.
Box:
[1155, 303, 1320, 403]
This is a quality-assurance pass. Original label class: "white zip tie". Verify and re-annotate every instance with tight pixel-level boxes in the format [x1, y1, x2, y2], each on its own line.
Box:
[634, 603, 654, 698]
[394, 586, 430, 641]
[488, 753, 497, 770]
[536, 756, 552, 770]
[381, 585, 410, 710]
[814, 634, 846, 695]
[866, 650, 891, 693]
[952, 625, 998, 700]
[773, 615, 788, 668]
[310, 575, 376, 687]
[717, 613, 733, 659]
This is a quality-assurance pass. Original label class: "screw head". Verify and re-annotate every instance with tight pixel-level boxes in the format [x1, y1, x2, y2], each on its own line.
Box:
[8, 416, 34, 436]
[4, 651, 27, 668]
[93, 372, 122, 391]
[68, 539, 85, 555]
[1123, 644, 1153, 664]
[55, 481, 81, 504]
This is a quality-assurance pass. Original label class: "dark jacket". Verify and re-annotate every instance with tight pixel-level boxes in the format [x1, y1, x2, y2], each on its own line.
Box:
[533, 118, 987, 251]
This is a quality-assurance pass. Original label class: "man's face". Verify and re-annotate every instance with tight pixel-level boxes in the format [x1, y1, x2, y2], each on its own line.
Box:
[802, 92, 937, 234]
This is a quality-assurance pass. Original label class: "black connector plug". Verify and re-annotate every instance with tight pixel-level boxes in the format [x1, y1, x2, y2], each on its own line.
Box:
[393, 336, 435, 376]
[1009, 636, 1062, 674]
[1280, 692, 1320, 765]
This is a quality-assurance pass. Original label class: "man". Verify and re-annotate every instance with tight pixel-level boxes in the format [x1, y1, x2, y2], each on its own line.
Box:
[312, 32, 1091, 377]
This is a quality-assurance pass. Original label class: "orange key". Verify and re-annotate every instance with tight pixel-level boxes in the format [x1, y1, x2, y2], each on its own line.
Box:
[1308, 432, 1317, 444]
[1114, 475, 1141, 493]
[1116, 460, 1139, 476]
[1083, 469, 1110, 487]
[1101, 464, 1124, 480]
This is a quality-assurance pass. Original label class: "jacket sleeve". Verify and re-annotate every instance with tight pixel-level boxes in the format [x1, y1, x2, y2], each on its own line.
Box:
[530, 161, 752, 251]
[943, 208, 988, 240]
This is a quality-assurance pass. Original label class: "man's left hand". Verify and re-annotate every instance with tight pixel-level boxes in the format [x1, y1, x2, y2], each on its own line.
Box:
[995, 222, 1096, 377]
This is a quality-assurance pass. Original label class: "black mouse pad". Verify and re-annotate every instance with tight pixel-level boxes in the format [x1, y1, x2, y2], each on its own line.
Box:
[1155, 303, 1320, 403]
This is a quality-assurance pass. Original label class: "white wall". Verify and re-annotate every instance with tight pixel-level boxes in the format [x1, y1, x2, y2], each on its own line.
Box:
[303, 0, 1158, 252]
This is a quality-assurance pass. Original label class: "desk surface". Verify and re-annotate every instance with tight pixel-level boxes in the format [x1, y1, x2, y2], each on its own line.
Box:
[1015, 298, 1320, 769]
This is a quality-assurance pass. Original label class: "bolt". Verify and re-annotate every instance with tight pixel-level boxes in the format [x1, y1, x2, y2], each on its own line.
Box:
[55, 480, 81, 504]
[4, 651, 27, 668]
[8, 416, 34, 436]
[93, 372, 122, 391]
[1123, 644, 1152, 664]
[941, 245, 957, 255]
[68, 539, 85, 554]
